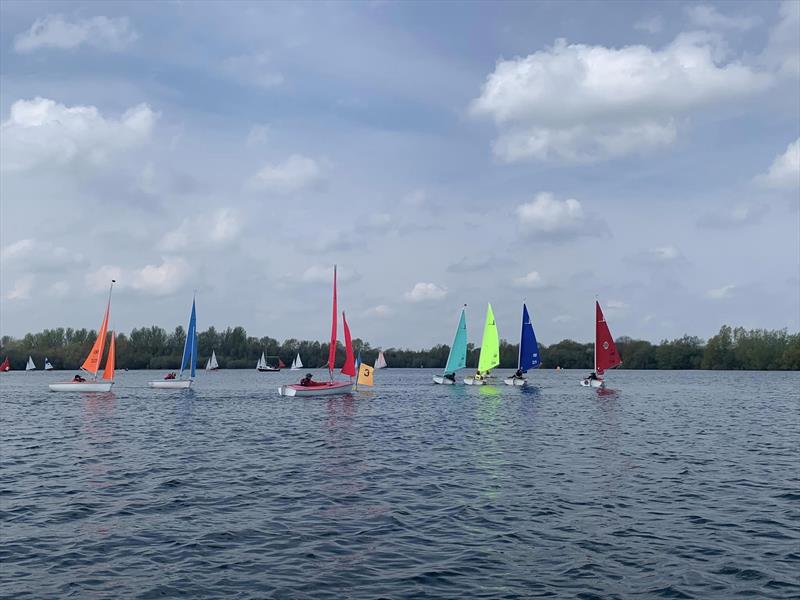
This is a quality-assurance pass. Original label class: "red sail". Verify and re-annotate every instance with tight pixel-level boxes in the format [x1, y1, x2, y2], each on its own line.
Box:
[341, 311, 356, 377]
[327, 265, 338, 371]
[278, 358, 286, 369]
[0, 357, 9, 371]
[595, 301, 621, 375]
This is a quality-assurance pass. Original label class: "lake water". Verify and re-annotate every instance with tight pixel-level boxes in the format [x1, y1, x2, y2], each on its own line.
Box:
[1, 369, 798, 599]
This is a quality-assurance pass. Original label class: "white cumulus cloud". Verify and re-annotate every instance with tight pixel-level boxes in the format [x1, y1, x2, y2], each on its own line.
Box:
[404, 282, 447, 302]
[471, 34, 771, 162]
[685, 4, 760, 31]
[4, 275, 35, 301]
[85, 258, 191, 296]
[707, 284, 736, 299]
[697, 203, 766, 228]
[516, 192, 593, 238]
[513, 271, 548, 289]
[248, 154, 324, 194]
[1, 97, 157, 172]
[223, 53, 284, 89]
[364, 304, 393, 318]
[159, 209, 243, 251]
[755, 138, 800, 190]
[14, 14, 138, 53]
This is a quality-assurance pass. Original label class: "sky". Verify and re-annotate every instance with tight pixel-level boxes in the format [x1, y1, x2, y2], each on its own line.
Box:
[0, 0, 798, 349]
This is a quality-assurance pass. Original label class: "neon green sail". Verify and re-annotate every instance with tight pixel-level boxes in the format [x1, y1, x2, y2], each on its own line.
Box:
[477, 303, 500, 374]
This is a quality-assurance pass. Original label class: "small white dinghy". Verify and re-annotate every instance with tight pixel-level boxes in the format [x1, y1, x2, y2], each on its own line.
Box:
[278, 380, 353, 397]
[580, 300, 622, 389]
[26, 356, 37, 371]
[463, 304, 499, 386]
[205, 350, 219, 371]
[433, 305, 467, 385]
[44, 357, 54, 371]
[50, 281, 117, 393]
[149, 296, 197, 389]
[374, 351, 387, 370]
[503, 303, 541, 387]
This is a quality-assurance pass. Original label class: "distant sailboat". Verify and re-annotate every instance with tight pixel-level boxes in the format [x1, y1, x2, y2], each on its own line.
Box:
[278, 265, 354, 397]
[256, 352, 282, 372]
[0, 357, 9, 372]
[44, 357, 54, 371]
[581, 300, 622, 388]
[149, 296, 198, 389]
[26, 356, 37, 371]
[433, 306, 467, 385]
[464, 303, 500, 385]
[290, 353, 303, 370]
[374, 351, 387, 370]
[504, 303, 540, 386]
[205, 350, 219, 371]
[50, 281, 117, 392]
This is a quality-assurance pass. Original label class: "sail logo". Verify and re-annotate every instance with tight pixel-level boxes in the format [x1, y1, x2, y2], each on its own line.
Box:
[603, 341, 609, 350]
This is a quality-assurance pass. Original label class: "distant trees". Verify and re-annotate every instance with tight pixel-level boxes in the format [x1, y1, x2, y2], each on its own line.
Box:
[0, 324, 798, 371]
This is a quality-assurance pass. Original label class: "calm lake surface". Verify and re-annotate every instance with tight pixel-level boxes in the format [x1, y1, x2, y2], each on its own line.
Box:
[1, 369, 798, 599]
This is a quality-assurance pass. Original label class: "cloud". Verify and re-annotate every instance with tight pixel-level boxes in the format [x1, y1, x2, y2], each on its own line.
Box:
[637, 245, 687, 264]
[605, 300, 630, 314]
[512, 271, 548, 289]
[685, 5, 760, 31]
[158, 209, 243, 251]
[447, 256, 494, 273]
[248, 154, 324, 193]
[14, 14, 138, 53]
[404, 282, 447, 302]
[4, 275, 34, 301]
[298, 265, 357, 285]
[246, 124, 270, 146]
[707, 284, 736, 299]
[1, 97, 157, 172]
[761, 1, 800, 77]
[1, 238, 86, 272]
[85, 258, 191, 296]
[516, 192, 596, 238]
[223, 53, 284, 90]
[697, 203, 766, 228]
[49, 281, 70, 298]
[364, 304, 393, 318]
[471, 34, 771, 162]
[755, 138, 800, 190]
[634, 16, 663, 34]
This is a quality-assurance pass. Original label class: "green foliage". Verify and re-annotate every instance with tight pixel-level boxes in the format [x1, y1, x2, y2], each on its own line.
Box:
[0, 324, 797, 370]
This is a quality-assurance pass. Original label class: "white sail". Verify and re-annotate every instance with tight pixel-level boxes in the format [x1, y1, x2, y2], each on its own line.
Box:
[44, 358, 53, 370]
[206, 350, 219, 370]
[291, 353, 303, 370]
[26, 356, 36, 371]
[257, 352, 267, 369]
[374, 351, 387, 369]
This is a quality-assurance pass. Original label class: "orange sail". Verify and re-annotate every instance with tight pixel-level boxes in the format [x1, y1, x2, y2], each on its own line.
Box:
[102, 331, 116, 381]
[341, 311, 356, 377]
[82, 300, 110, 375]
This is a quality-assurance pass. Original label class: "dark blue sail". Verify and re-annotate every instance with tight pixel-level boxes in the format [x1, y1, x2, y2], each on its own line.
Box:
[180, 298, 197, 379]
[519, 303, 541, 372]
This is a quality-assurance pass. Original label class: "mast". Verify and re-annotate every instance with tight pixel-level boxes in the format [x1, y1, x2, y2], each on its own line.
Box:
[517, 302, 524, 371]
[593, 298, 598, 374]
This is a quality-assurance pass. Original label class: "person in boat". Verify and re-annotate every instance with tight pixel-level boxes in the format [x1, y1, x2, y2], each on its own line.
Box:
[165, 372, 177, 380]
[444, 372, 456, 383]
[513, 368, 524, 379]
[72, 374, 86, 382]
[474, 370, 484, 381]
[586, 371, 598, 381]
[300, 373, 314, 386]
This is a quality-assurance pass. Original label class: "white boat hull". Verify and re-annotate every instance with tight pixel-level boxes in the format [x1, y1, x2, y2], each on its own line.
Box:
[503, 377, 527, 386]
[277, 381, 353, 397]
[49, 381, 114, 392]
[148, 379, 193, 389]
[580, 378, 605, 388]
[257, 367, 280, 372]
[432, 375, 457, 385]
[463, 377, 489, 386]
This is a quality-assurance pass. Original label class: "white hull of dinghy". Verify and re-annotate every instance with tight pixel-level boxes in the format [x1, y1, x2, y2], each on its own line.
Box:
[432, 375, 457, 385]
[503, 377, 527, 386]
[463, 377, 489, 386]
[149, 380, 193, 389]
[49, 381, 114, 392]
[580, 378, 605, 388]
[278, 381, 353, 397]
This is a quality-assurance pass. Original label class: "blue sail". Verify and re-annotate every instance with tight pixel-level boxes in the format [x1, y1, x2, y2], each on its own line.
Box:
[519, 303, 541, 372]
[180, 298, 197, 379]
[443, 308, 467, 375]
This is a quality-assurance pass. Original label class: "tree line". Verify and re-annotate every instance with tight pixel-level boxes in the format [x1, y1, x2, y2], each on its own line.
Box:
[1, 324, 798, 371]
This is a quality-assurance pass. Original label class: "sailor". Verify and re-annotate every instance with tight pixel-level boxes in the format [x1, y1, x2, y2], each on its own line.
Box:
[300, 373, 314, 386]
[586, 371, 598, 381]
[474, 370, 483, 381]
[444, 372, 456, 382]
[513, 368, 523, 379]
[72, 374, 86, 382]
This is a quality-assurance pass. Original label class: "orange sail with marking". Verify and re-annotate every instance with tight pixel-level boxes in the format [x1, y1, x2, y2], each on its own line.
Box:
[102, 332, 116, 381]
[82, 299, 110, 376]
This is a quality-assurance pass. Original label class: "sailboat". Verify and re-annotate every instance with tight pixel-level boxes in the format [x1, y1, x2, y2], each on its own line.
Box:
[464, 303, 500, 385]
[0, 357, 9, 372]
[149, 297, 198, 389]
[26, 356, 37, 371]
[44, 357, 54, 370]
[205, 350, 219, 371]
[290, 353, 303, 370]
[504, 303, 540, 386]
[581, 300, 622, 388]
[374, 351, 387, 370]
[432, 306, 467, 385]
[278, 265, 354, 397]
[50, 281, 116, 392]
[256, 353, 282, 372]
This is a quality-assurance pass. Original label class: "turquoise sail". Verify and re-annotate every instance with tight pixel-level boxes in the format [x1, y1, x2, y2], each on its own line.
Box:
[180, 298, 197, 379]
[443, 308, 467, 375]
